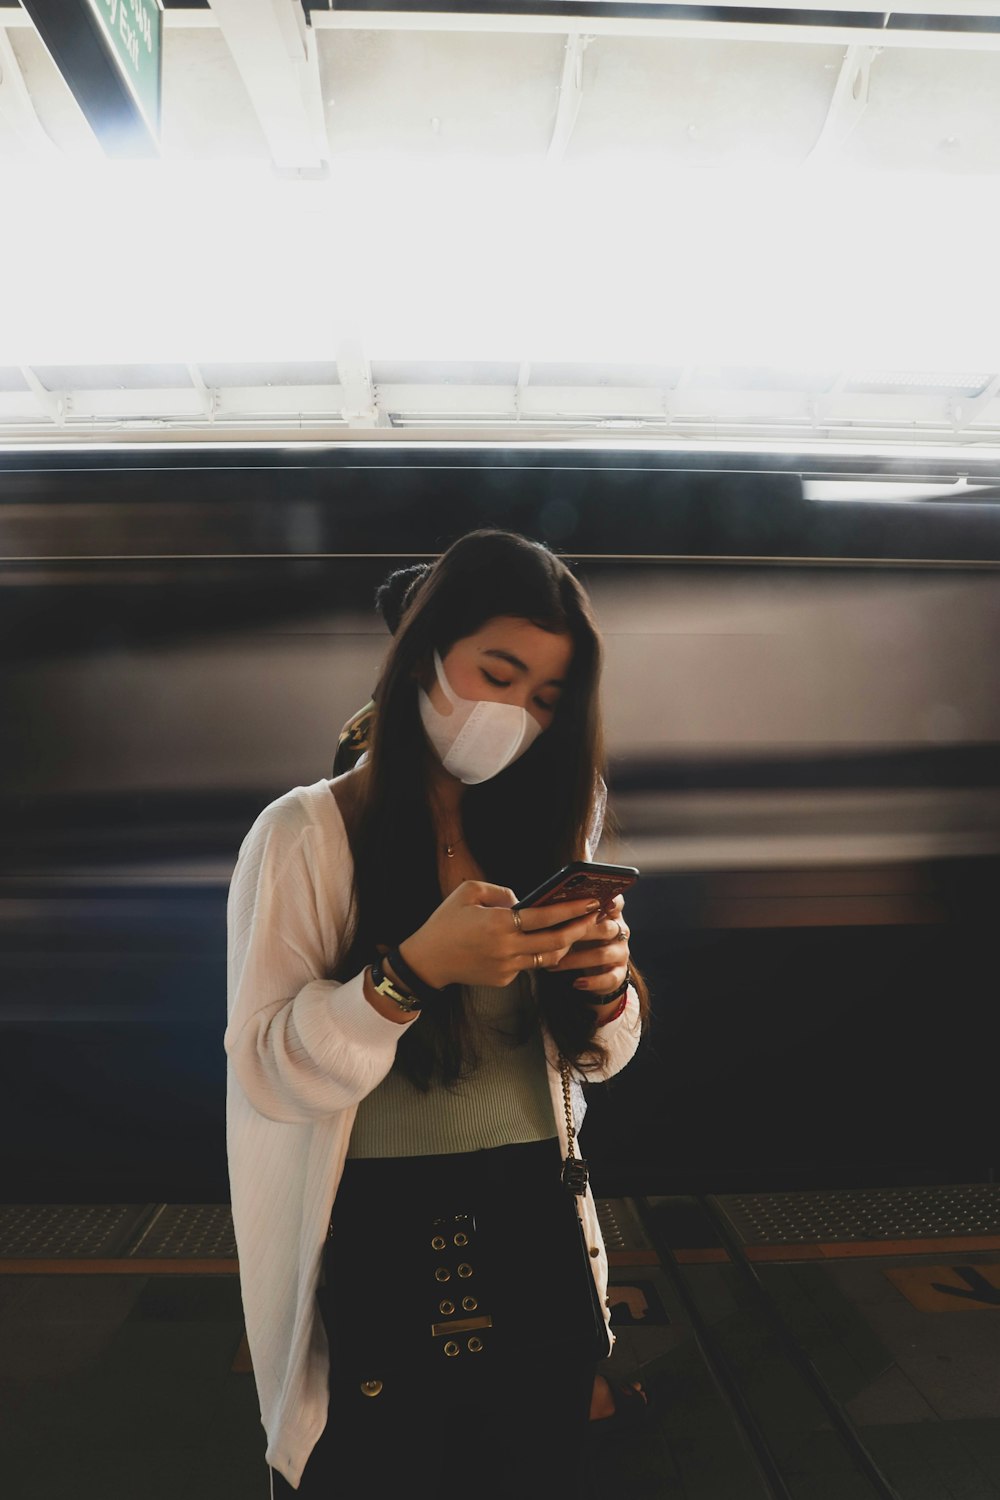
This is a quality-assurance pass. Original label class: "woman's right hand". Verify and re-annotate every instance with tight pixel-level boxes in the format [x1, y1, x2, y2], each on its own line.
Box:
[398, 882, 604, 992]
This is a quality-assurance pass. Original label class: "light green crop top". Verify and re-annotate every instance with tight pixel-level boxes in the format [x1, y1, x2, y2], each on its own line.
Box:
[346, 973, 557, 1159]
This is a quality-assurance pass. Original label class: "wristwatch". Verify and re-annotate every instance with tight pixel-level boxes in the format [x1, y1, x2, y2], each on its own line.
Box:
[371, 955, 422, 1012]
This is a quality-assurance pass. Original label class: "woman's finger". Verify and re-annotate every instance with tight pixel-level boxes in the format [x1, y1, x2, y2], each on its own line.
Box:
[553, 938, 628, 973]
[593, 914, 628, 942]
[473, 882, 520, 908]
[521, 918, 599, 954]
[549, 913, 629, 963]
[518, 946, 594, 974]
[512, 897, 601, 933]
[573, 964, 629, 994]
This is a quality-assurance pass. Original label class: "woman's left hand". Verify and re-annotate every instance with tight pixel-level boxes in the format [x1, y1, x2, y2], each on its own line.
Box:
[548, 892, 629, 997]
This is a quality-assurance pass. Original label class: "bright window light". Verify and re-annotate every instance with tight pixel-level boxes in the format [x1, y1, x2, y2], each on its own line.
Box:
[804, 480, 1000, 503]
[1, 159, 998, 372]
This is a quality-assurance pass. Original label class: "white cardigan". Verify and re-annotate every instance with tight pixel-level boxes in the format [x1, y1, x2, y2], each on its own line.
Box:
[225, 778, 642, 1491]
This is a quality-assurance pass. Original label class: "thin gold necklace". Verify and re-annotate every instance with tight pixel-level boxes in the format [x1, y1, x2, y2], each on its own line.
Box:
[431, 793, 464, 859]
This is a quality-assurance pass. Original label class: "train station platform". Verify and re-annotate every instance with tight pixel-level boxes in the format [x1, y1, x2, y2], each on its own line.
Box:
[2, 1185, 1000, 1499]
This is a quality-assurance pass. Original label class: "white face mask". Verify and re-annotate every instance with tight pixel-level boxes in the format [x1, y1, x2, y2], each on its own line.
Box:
[418, 649, 544, 785]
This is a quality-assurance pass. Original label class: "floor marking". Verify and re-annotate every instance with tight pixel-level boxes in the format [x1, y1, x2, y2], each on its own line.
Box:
[885, 1262, 1000, 1311]
[607, 1280, 670, 1326]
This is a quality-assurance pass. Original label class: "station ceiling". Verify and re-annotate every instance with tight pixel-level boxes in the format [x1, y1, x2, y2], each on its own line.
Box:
[1, 1, 1000, 453]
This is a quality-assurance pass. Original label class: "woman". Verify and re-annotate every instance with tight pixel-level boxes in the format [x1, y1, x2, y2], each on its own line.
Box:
[226, 530, 648, 1497]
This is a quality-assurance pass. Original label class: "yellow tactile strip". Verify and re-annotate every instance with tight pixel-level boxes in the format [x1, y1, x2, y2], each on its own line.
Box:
[0, 1203, 153, 1259]
[5, 1196, 1000, 1275]
[0, 1199, 654, 1272]
[131, 1204, 237, 1259]
[745, 1236, 1000, 1262]
[715, 1184, 1000, 1246]
[640, 1240, 1000, 1266]
[0, 1259, 239, 1275]
[596, 1197, 654, 1256]
[12, 1241, 1000, 1274]
[0, 1203, 235, 1263]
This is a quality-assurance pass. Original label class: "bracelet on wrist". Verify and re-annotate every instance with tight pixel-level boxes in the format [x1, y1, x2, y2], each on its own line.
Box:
[596, 991, 629, 1026]
[387, 945, 442, 1007]
[370, 956, 422, 1013]
[589, 964, 631, 1008]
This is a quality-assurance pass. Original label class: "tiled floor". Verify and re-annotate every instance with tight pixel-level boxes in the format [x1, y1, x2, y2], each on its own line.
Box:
[0, 1261, 765, 1500]
[6, 1203, 1000, 1499]
[0, 1274, 265, 1500]
[759, 1254, 1000, 1497]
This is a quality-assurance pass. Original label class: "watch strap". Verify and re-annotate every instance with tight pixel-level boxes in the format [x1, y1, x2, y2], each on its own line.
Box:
[371, 955, 422, 1012]
[387, 945, 442, 1007]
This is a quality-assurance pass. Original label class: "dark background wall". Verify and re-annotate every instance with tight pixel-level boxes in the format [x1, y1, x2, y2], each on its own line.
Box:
[2, 445, 998, 1200]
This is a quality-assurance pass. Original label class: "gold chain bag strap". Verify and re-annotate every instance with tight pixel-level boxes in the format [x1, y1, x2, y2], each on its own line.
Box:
[559, 1054, 590, 1195]
[560, 1055, 613, 1360]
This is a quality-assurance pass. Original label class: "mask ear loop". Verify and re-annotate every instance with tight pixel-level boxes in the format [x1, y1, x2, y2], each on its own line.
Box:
[432, 649, 463, 709]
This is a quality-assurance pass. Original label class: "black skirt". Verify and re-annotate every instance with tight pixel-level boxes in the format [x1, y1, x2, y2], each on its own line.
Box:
[271, 1138, 603, 1498]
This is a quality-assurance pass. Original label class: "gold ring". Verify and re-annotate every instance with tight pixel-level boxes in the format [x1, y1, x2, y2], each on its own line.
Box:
[533, 952, 542, 970]
[616, 921, 626, 942]
[511, 909, 523, 932]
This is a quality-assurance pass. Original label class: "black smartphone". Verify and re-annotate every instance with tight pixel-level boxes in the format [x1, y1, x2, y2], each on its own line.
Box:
[513, 860, 639, 913]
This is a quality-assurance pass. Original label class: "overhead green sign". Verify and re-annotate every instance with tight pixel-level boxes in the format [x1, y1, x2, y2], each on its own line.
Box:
[83, 0, 162, 137]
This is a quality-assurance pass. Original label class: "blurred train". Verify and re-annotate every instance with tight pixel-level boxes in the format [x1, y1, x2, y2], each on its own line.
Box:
[1, 444, 998, 1202]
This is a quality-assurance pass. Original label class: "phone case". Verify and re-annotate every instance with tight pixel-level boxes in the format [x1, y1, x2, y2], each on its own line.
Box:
[513, 860, 639, 911]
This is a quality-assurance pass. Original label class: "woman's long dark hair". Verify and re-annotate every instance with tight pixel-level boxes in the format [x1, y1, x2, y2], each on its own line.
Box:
[332, 529, 649, 1088]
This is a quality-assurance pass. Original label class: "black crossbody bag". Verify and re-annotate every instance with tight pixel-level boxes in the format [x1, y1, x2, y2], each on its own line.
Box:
[559, 1056, 614, 1363]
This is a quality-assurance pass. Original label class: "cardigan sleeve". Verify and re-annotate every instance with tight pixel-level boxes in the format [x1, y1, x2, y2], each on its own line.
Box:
[581, 988, 642, 1082]
[579, 774, 643, 1083]
[224, 797, 417, 1124]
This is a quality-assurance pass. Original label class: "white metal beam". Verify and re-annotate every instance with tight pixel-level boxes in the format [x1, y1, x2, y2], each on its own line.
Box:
[546, 32, 590, 165]
[4, 3, 996, 42]
[805, 43, 880, 163]
[0, 382, 346, 427]
[949, 374, 1000, 431]
[206, 0, 328, 174]
[305, 10, 1000, 53]
[149, 2, 1000, 23]
[0, 26, 58, 156]
[186, 363, 216, 420]
[513, 361, 531, 421]
[661, 0, 1000, 12]
[19, 366, 64, 424]
[2, 380, 1000, 449]
[4, 414, 1000, 455]
[336, 339, 384, 428]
